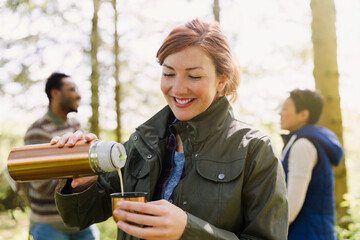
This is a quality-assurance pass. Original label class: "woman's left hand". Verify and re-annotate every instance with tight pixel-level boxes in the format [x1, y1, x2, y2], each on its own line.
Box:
[114, 199, 187, 240]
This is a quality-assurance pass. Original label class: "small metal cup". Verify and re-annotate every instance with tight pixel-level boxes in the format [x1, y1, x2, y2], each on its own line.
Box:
[110, 192, 148, 223]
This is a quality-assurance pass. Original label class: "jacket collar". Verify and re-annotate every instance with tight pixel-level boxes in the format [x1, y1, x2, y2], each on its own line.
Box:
[136, 97, 232, 145]
[135, 105, 174, 146]
[174, 97, 231, 143]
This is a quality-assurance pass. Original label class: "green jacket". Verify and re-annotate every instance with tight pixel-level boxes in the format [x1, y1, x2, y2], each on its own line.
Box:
[56, 97, 288, 239]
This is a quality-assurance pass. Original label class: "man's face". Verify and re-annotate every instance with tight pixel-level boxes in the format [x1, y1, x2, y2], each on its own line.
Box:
[59, 77, 81, 113]
[279, 97, 307, 132]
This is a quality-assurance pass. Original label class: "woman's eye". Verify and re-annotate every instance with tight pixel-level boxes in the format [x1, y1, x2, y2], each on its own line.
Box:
[189, 75, 201, 79]
[163, 73, 175, 77]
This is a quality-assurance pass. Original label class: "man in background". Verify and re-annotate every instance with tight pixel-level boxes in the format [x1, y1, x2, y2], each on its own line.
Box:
[24, 72, 99, 240]
[279, 89, 344, 240]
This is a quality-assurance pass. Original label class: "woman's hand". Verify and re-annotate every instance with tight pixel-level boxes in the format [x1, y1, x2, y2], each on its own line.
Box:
[114, 199, 187, 240]
[50, 130, 98, 190]
[50, 130, 97, 147]
[70, 175, 98, 190]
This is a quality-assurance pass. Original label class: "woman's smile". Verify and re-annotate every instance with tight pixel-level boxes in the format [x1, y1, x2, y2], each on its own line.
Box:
[172, 97, 196, 107]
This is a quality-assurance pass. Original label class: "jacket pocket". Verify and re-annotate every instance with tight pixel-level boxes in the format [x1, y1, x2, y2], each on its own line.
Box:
[195, 158, 245, 183]
[128, 148, 150, 179]
[187, 158, 245, 227]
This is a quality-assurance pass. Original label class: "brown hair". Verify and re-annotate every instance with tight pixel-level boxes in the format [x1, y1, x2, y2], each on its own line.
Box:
[156, 19, 240, 102]
[290, 89, 324, 124]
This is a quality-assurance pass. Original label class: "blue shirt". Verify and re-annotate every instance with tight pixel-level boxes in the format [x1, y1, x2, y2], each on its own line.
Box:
[164, 151, 185, 200]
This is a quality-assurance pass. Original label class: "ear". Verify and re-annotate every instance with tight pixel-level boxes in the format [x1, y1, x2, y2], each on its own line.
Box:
[51, 88, 60, 101]
[216, 74, 227, 92]
[299, 109, 310, 123]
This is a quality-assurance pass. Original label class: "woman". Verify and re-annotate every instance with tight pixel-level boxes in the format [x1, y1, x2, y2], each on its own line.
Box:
[54, 19, 288, 240]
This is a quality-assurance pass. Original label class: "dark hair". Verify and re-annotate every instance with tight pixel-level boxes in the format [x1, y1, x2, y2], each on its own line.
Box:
[45, 72, 70, 103]
[156, 19, 240, 102]
[289, 89, 324, 124]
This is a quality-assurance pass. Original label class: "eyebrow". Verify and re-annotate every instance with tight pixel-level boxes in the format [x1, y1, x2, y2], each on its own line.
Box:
[163, 64, 203, 71]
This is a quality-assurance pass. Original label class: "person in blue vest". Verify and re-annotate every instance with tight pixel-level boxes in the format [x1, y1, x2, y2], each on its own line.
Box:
[279, 88, 344, 240]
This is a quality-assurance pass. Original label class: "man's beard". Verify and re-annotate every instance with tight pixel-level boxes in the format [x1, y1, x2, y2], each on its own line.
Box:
[68, 107, 78, 113]
[61, 99, 78, 113]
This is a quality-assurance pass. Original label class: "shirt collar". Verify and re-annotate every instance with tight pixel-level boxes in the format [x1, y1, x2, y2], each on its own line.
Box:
[46, 109, 68, 128]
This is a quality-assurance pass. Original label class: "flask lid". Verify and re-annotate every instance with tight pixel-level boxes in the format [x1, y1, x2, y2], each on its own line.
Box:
[110, 143, 126, 169]
[90, 140, 127, 172]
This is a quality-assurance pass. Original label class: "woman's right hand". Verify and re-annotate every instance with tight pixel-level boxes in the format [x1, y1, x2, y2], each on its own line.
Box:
[50, 130, 99, 190]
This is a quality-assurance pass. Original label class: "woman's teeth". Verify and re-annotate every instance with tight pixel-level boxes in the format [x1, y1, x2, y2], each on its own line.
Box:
[175, 98, 192, 104]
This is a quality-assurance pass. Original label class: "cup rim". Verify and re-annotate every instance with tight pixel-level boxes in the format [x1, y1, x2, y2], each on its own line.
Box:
[110, 192, 148, 198]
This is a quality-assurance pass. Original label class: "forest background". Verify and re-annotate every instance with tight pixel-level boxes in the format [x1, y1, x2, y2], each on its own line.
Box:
[0, 0, 359, 239]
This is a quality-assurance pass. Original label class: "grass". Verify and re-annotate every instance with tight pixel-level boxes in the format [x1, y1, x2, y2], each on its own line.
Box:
[0, 208, 118, 240]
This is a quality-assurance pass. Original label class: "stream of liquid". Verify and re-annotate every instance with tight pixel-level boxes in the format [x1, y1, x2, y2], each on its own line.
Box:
[117, 168, 124, 196]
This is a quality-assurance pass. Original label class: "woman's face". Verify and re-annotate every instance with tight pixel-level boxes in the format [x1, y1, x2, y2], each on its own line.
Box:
[160, 46, 225, 121]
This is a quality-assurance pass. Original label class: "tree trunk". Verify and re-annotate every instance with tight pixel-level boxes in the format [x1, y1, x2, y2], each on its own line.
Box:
[112, 0, 122, 143]
[213, 0, 220, 22]
[310, 0, 349, 226]
[89, 0, 100, 136]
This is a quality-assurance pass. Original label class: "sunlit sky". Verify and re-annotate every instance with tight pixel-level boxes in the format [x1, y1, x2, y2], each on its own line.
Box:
[0, 0, 359, 132]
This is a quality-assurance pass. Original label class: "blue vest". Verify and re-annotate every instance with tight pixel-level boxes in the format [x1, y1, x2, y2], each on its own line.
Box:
[281, 125, 344, 240]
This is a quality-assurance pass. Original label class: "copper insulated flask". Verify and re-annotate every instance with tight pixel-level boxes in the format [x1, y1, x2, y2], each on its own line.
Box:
[7, 140, 126, 182]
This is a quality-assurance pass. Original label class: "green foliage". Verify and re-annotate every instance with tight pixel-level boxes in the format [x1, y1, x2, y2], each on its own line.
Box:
[0, 208, 31, 240]
[0, 175, 27, 213]
[336, 110, 360, 239]
[96, 218, 118, 240]
[0, 122, 28, 213]
[6, 0, 30, 10]
[336, 194, 360, 239]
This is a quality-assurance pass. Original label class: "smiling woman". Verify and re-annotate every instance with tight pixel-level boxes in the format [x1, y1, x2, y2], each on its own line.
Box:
[54, 18, 288, 240]
[157, 19, 240, 122]
[160, 46, 225, 121]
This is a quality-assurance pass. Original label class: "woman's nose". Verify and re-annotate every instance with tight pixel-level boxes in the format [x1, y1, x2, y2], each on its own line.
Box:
[172, 76, 187, 94]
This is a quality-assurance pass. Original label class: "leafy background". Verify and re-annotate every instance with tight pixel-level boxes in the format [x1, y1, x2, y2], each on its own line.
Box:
[0, 0, 359, 239]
